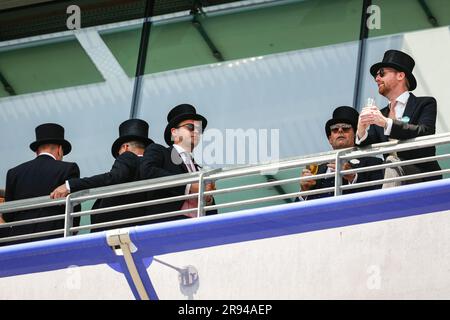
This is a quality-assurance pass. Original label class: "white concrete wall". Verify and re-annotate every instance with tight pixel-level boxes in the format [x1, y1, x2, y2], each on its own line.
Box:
[149, 209, 450, 299]
[0, 263, 134, 300]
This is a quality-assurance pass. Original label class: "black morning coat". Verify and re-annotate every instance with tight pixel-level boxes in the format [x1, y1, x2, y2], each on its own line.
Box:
[359, 94, 441, 180]
[3, 154, 81, 244]
[140, 143, 217, 220]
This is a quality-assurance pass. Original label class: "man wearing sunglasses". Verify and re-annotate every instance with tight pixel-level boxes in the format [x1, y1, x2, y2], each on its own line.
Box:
[356, 50, 441, 183]
[140, 104, 217, 220]
[297, 106, 383, 201]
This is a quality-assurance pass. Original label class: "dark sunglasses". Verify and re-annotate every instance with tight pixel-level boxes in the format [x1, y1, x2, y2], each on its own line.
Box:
[330, 123, 352, 134]
[375, 68, 396, 78]
[176, 123, 202, 132]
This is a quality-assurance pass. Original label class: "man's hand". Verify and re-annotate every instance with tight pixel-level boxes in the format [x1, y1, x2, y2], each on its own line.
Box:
[300, 168, 316, 191]
[189, 182, 215, 204]
[358, 106, 388, 130]
[205, 182, 216, 205]
[369, 108, 388, 128]
[357, 106, 376, 139]
[50, 184, 70, 199]
[342, 162, 356, 183]
[0, 215, 5, 224]
[328, 162, 356, 183]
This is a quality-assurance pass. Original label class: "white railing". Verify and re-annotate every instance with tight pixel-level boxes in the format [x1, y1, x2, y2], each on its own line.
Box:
[1, 132, 450, 245]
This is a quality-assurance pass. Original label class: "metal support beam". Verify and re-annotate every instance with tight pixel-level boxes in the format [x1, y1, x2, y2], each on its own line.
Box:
[0, 71, 16, 95]
[191, 1, 224, 62]
[129, 0, 155, 119]
[418, 0, 439, 27]
[107, 229, 150, 300]
[353, 0, 371, 112]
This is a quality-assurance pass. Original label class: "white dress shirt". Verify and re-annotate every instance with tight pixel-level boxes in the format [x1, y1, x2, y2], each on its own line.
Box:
[173, 144, 197, 195]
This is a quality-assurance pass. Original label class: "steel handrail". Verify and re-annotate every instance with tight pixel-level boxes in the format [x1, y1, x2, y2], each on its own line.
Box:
[1, 132, 449, 244]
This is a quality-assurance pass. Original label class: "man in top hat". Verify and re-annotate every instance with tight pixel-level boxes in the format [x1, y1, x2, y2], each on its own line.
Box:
[297, 106, 383, 201]
[50, 119, 154, 232]
[2, 123, 81, 244]
[356, 50, 441, 182]
[140, 104, 217, 220]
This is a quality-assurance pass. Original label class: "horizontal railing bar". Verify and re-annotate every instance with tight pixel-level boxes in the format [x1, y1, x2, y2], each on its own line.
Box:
[340, 154, 450, 175]
[71, 192, 199, 218]
[205, 187, 336, 211]
[204, 171, 335, 197]
[340, 169, 450, 191]
[340, 134, 450, 160]
[0, 214, 65, 229]
[0, 196, 65, 213]
[70, 174, 205, 203]
[70, 208, 198, 232]
[0, 229, 63, 244]
[207, 155, 337, 181]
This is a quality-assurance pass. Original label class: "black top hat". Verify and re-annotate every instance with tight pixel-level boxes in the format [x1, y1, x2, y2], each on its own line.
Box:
[111, 119, 154, 158]
[29, 123, 72, 155]
[325, 106, 359, 137]
[370, 50, 417, 91]
[164, 104, 207, 146]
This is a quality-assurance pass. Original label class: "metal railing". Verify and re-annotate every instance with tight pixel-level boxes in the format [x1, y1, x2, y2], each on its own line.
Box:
[1, 132, 450, 245]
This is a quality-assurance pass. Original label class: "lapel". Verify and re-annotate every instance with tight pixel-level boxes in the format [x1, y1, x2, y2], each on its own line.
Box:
[402, 92, 416, 120]
[381, 104, 389, 117]
[382, 93, 416, 119]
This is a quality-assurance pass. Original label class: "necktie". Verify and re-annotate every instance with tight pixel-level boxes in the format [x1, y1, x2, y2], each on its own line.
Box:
[387, 101, 399, 154]
[186, 154, 197, 173]
[388, 101, 397, 120]
[182, 152, 198, 217]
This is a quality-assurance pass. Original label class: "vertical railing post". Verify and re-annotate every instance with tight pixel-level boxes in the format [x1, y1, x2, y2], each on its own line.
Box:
[197, 172, 205, 217]
[334, 151, 343, 197]
[64, 194, 74, 237]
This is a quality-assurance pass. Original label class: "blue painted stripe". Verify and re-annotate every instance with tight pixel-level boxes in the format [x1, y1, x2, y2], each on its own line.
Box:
[0, 231, 116, 277]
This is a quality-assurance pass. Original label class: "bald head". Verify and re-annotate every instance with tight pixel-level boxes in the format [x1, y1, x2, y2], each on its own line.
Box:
[36, 143, 63, 160]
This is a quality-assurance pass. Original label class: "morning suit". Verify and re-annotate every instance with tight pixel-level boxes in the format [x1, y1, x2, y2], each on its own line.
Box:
[3, 154, 81, 243]
[140, 143, 217, 220]
[359, 93, 441, 180]
[68, 151, 149, 232]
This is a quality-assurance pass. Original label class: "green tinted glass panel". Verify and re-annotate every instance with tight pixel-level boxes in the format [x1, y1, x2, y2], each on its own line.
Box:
[214, 167, 301, 214]
[369, 0, 450, 38]
[79, 200, 95, 235]
[0, 38, 104, 98]
[437, 144, 450, 179]
[102, 0, 362, 76]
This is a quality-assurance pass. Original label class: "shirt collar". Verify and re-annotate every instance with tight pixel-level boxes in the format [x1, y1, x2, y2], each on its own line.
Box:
[173, 144, 192, 157]
[395, 91, 410, 105]
[37, 152, 56, 160]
